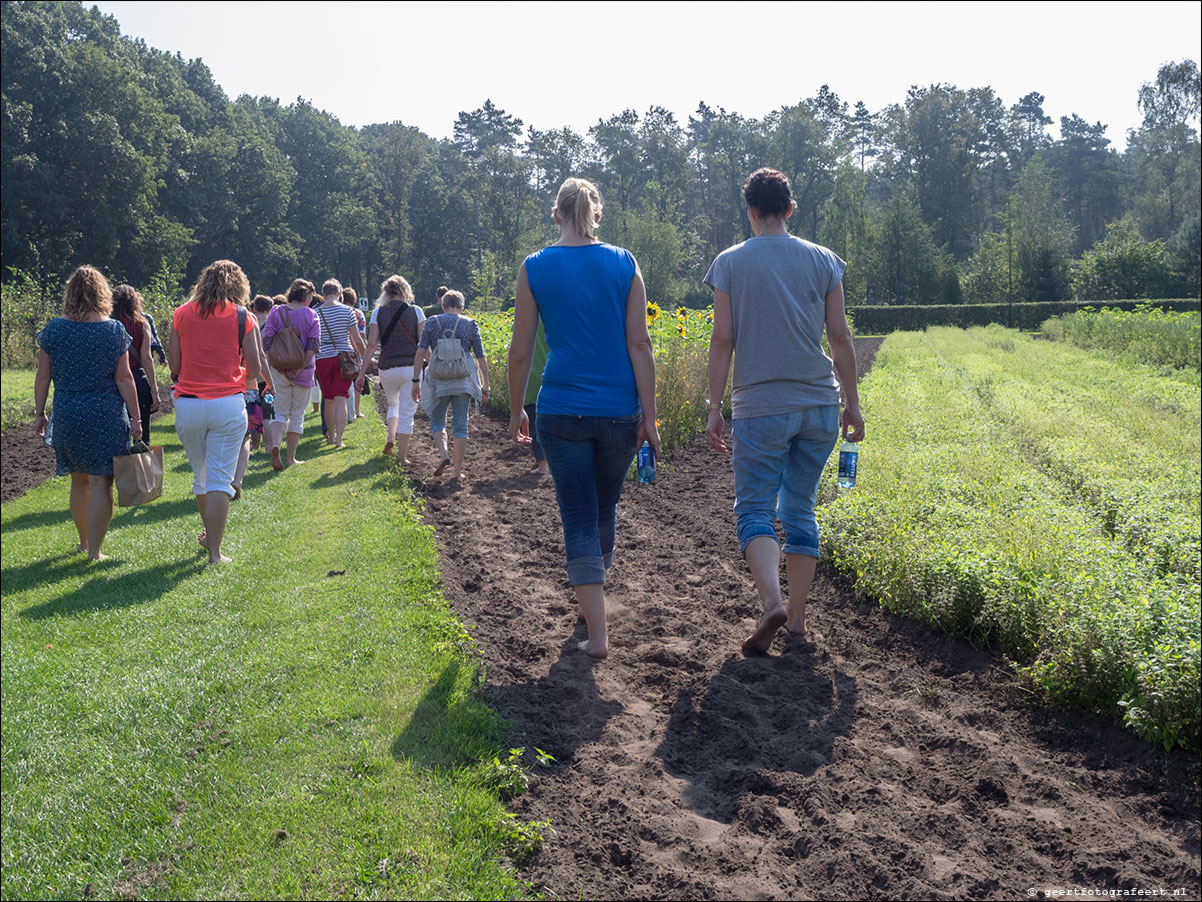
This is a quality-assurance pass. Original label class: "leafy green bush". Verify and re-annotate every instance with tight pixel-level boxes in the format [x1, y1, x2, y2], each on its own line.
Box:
[819, 327, 1201, 751]
[847, 298, 1200, 335]
[1041, 305, 1200, 371]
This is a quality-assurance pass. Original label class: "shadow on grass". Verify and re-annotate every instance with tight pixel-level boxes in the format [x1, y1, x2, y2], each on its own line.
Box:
[18, 555, 205, 619]
[392, 658, 508, 770]
[309, 459, 388, 490]
[0, 506, 69, 533]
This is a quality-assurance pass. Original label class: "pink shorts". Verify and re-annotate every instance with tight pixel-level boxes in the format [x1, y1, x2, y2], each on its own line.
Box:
[315, 356, 352, 399]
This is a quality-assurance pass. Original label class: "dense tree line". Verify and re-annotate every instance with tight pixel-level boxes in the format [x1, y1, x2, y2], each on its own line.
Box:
[3, 1, 1199, 307]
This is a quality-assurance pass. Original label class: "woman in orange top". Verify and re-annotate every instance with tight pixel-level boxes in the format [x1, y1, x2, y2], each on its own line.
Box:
[169, 259, 264, 564]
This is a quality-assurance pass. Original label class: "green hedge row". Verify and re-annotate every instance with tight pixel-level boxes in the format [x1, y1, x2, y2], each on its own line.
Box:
[848, 299, 1202, 334]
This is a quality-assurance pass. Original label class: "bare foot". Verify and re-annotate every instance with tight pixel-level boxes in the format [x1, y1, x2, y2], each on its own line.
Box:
[742, 605, 787, 655]
[334, 441, 346, 449]
[208, 553, 232, 565]
[433, 456, 450, 477]
[88, 552, 109, 562]
[578, 638, 608, 659]
[197, 530, 208, 551]
[383, 442, 394, 456]
[271, 448, 284, 470]
[75, 542, 87, 553]
[287, 457, 303, 466]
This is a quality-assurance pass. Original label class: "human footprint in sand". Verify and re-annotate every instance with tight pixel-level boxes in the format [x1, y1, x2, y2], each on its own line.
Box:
[704, 168, 864, 654]
[507, 177, 659, 658]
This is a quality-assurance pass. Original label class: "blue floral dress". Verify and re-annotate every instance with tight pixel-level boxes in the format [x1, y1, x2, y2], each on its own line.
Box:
[37, 318, 132, 476]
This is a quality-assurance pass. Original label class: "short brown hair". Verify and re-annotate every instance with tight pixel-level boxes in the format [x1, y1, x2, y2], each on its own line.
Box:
[435, 285, 448, 300]
[440, 289, 465, 310]
[272, 294, 287, 306]
[63, 265, 112, 320]
[286, 279, 315, 305]
[111, 284, 146, 325]
[252, 294, 274, 313]
[340, 287, 357, 306]
[190, 260, 250, 318]
[321, 278, 342, 299]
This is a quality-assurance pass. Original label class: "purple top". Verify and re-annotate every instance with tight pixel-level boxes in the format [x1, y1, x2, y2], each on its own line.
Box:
[262, 304, 321, 388]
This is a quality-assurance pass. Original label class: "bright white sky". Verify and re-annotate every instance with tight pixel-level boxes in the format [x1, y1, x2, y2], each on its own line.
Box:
[93, 0, 1201, 151]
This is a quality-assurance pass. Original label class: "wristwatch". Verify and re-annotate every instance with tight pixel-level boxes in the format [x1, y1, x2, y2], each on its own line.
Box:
[705, 399, 719, 412]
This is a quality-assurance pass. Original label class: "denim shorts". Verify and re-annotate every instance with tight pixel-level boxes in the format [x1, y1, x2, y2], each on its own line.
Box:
[429, 394, 471, 439]
[732, 405, 840, 558]
[537, 413, 642, 586]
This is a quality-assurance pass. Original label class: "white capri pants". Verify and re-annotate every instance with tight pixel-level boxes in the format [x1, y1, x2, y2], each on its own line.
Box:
[379, 366, 419, 435]
[174, 394, 247, 497]
[270, 368, 311, 435]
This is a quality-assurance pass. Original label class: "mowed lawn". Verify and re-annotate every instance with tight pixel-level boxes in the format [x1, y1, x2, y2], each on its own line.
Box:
[1, 410, 535, 900]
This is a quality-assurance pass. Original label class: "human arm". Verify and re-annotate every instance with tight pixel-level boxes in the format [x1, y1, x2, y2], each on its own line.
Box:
[33, 350, 51, 438]
[242, 319, 264, 388]
[348, 313, 367, 356]
[824, 283, 864, 442]
[141, 328, 160, 411]
[168, 327, 182, 383]
[357, 322, 380, 390]
[705, 288, 735, 453]
[507, 264, 537, 445]
[115, 354, 142, 443]
[147, 317, 167, 364]
[625, 264, 660, 455]
[411, 347, 429, 403]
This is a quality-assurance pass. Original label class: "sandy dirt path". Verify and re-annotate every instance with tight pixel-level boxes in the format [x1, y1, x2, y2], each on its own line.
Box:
[402, 338, 1199, 901]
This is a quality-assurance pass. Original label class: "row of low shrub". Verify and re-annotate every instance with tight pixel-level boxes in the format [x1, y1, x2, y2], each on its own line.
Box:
[847, 298, 1201, 335]
[1041, 306, 1201, 372]
[818, 327, 1200, 752]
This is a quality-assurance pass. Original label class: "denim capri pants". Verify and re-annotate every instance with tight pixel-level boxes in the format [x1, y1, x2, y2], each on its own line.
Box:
[731, 404, 840, 558]
[429, 394, 471, 439]
[537, 412, 641, 586]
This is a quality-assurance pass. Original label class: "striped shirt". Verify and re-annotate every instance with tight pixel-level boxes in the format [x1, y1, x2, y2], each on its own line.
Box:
[314, 302, 358, 359]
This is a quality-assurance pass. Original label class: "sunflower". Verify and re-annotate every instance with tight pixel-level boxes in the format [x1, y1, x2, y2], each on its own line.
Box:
[675, 306, 688, 321]
[646, 302, 661, 321]
[676, 322, 687, 338]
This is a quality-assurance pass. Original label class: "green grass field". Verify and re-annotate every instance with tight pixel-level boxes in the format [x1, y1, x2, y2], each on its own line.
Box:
[1, 410, 540, 900]
[818, 326, 1201, 751]
[2, 367, 39, 430]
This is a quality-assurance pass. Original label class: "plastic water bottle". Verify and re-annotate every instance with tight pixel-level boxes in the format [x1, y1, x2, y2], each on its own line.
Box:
[837, 438, 858, 488]
[261, 388, 275, 420]
[637, 441, 656, 484]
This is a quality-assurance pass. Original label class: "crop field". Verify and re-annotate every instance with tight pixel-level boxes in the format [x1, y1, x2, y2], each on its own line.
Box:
[477, 304, 716, 454]
[818, 325, 1201, 750]
[1041, 305, 1202, 371]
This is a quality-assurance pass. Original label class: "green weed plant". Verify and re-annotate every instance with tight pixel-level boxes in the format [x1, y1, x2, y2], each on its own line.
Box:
[1041, 305, 1201, 372]
[819, 327, 1200, 752]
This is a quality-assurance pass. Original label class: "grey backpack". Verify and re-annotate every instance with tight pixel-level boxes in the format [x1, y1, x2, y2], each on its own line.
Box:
[429, 314, 470, 381]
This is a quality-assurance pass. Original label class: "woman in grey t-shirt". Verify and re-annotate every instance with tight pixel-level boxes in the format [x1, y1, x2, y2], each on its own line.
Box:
[704, 167, 865, 655]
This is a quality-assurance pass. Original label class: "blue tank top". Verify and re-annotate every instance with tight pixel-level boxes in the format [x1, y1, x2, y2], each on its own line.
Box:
[524, 243, 639, 417]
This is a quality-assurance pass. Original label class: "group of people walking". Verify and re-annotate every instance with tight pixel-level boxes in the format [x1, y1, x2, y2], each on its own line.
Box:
[33, 167, 863, 656]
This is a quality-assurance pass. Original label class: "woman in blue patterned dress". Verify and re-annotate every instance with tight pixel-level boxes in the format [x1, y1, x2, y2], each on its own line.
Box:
[34, 265, 143, 561]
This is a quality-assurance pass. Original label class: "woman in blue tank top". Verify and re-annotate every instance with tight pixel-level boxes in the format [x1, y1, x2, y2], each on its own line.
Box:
[508, 178, 661, 659]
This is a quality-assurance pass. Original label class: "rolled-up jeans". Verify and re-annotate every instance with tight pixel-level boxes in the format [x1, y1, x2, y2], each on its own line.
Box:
[537, 413, 641, 586]
[731, 405, 840, 558]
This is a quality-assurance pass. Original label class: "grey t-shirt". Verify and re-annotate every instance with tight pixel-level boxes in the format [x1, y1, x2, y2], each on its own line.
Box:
[704, 235, 845, 418]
